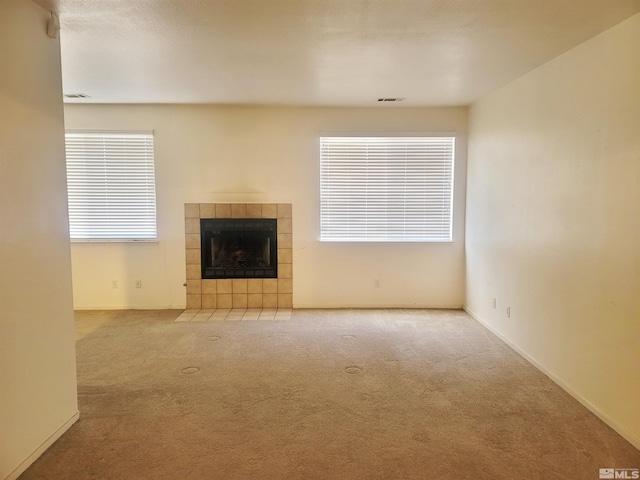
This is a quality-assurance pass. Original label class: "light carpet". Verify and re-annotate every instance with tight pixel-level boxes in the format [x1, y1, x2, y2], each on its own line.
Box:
[20, 309, 640, 479]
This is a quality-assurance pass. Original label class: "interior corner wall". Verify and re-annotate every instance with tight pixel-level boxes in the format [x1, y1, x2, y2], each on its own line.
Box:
[63, 105, 468, 309]
[465, 14, 640, 448]
[0, 2, 79, 479]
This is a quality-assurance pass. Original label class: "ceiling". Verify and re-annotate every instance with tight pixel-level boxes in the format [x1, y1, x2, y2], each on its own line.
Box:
[33, 0, 640, 106]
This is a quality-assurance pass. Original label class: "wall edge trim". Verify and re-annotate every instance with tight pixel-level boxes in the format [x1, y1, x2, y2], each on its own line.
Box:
[464, 307, 640, 451]
[5, 410, 80, 480]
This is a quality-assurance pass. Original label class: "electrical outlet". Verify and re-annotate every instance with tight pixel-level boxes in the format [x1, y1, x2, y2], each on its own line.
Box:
[492, 298, 496, 309]
[506, 306, 511, 318]
[112, 280, 118, 289]
[135, 279, 142, 289]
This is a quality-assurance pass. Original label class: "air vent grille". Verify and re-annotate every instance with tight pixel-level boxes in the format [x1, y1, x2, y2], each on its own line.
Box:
[64, 93, 90, 99]
[377, 98, 405, 102]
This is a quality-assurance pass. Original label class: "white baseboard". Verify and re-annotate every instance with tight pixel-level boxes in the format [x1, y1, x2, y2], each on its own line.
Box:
[5, 411, 80, 480]
[75, 305, 465, 311]
[73, 305, 184, 310]
[292, 304, 464, 309]
[464, 307, 640, 451]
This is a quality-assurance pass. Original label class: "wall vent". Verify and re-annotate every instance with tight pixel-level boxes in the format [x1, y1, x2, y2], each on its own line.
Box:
[64, 93, 90, 99]
[377, 98, 405, 102]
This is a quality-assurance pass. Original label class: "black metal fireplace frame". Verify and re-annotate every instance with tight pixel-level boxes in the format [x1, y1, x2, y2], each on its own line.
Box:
[200, 218, 278, 279]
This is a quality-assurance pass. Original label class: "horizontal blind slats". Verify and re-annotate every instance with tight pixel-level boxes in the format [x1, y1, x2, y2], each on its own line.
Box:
[320, 136, 454, 242]
[65, 131, 158, 241]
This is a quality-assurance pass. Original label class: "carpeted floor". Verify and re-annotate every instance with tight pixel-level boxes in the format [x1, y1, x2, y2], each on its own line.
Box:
[20, 309, 639, 479]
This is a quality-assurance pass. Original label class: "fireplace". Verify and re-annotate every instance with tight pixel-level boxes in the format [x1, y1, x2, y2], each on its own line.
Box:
[201, 218, 277, 278]
[185, 203, 292, 310]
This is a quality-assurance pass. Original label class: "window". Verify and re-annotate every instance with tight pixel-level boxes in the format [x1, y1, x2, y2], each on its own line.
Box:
[320, 136, 455, 242]
[65, 130, 157, 241]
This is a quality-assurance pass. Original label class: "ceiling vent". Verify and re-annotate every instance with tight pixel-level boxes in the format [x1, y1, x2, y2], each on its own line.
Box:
[377, 98, 404, 102]
[64, 93, 90, 99]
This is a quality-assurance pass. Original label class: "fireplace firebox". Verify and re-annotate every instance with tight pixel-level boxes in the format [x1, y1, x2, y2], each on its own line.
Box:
[200, 218, 277, 279]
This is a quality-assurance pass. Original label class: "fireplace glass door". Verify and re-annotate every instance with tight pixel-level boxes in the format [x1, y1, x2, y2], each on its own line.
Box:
[201, 218, 277, 278]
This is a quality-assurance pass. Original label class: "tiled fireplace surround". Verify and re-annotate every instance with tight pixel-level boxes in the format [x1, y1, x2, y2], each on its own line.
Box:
[184, 203, 292, 310]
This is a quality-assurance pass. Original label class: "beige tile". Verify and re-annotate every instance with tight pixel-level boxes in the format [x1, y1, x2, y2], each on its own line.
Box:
[186, 280, 201, 295]
[193, 310, 214, 322]
[186, 295, 202, 309]
[231, 204, 247, 218]
[259, 312, 276, 320]
[232, 279, 248, 293]
[246, 204, 262, 218]
[232, 294, 248, 309]
[277, 279, 293, 294]
[212, 309, 231, 317]
[175, 309, 199, 322]
[185, 218, 200, 234]
[278, 248, 292, 264]
[278, 264, 292, 279]
[186, 248, 201, 265]
[186, 264, 201, 280]
[278, 234, 292, 249]
[278, 294, 293, 308]
[263, 279, 278, 294]
[243, 314, 260, 320]
[277, 203, 292, 219]
[185, 233, 200, 249]
[217, 279, 232, 294]
[202, 280, 217, 294]
[263, 294, 278, 309]
[216, 204, 231, 218]
[185, 203, 200, 219]
[202, 294, 217, 309]
[226, 315, 243, 321]
[247, 279, 263, 294]
[217, 294, 232, 309]
[247, 294, 263, 308]
[278, 218, 292, 234]
[261, 204, 277, 218]
[199, 203, 216, 218]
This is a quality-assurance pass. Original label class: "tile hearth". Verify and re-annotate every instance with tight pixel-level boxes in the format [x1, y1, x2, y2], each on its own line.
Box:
[175, 308, 293, 322]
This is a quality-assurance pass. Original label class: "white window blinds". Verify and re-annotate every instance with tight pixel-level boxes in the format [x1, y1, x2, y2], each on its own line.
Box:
[320, 136, 455, 242]
[65, 130, 157, 241]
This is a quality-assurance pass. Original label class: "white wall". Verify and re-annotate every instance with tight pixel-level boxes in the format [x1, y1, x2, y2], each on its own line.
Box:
[466, 14, 640, 447]
[64, 105, 468, 309]
[0, 2, 79, 479]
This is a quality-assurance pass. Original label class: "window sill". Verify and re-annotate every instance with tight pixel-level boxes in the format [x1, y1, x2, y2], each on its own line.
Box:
[70, 239, 159, 244]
